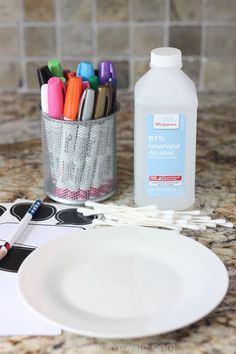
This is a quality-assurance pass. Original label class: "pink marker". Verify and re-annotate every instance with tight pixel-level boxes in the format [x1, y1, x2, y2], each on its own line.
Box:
[48, 77, 64, 119]
[82, 81, 90, 92]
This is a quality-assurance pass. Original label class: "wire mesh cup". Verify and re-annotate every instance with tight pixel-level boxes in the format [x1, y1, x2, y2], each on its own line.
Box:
[40, 109, 118, 205]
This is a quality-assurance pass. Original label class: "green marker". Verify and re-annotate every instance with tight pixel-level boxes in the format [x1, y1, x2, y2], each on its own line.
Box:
[48, 59, 64, 77]
[88, 75, 99, 90]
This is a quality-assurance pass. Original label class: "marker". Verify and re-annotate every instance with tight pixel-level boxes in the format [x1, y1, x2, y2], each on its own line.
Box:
[65, 71, 76, 80]
[41, 84, 48, 114]
[82, 81, 90, 92]
[94, 85, 107, 119]
[59, 76, 67, 85]
[63, 69, 70, 76]
[48, 77, 64, 119]
[78, 88, 95, 121]
[70, 124, 90, 199]
[90, 119, 108, 195]
[48, 59, 64, 78]
[105, 82, 113, 115]
[37, 65, 52, 87]
[79, 123, 100, 199]
[77, 61, 94, 81]
[88, 75, 99, 90]
[0, 199, 43, 261]
[64, 77, 83, 120]
[98, 61, 116, 84]
[109, 78, 117, 113]
[56, 123, 78, 199]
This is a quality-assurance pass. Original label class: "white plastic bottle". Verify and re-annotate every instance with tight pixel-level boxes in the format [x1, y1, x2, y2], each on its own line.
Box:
[134, 47, 198, 210]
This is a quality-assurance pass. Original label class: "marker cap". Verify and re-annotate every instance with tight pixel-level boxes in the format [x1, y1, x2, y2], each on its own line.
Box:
[65, 71, 76, 80]
[94, 85, 107, 119]
[48, 59, 64, 77]
[78, 88, 95, 121]
[88, 75, 99, 90]
[63, 69, 70, 76]
[82, 81, 90, 92]
[105, 82, 113, 115]
[99, 61, 116, 84]
[37, 65, 53, 87]
[63, 77, 83, 120]
[77, 61, 95, 81]
[150, 47, 182, 68]
[41, 84, 48, 114]
[48, 77, 64, 119]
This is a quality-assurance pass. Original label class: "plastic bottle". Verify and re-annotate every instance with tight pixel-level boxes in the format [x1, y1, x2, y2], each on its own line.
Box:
[134, 47, 198, 210]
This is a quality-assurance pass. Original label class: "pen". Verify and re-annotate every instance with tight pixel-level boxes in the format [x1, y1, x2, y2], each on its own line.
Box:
[0, 199, 43, 261]
[48, 59, 64, 78]
[41, 83, 48, 114]
[37, 65, 53, 87]
[77, 61, 94, 81]
[48, 77, 64, 119]
[93, 85, 107, 119]
[64, 77, 83, 120]
[78, 88, 95, 121]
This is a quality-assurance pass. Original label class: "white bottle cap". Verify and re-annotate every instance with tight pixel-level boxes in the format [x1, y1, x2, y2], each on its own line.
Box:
[150, 47, 182, 68]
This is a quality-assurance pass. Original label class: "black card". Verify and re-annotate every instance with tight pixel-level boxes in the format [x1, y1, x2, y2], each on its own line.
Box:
[0, 245, 35, 273]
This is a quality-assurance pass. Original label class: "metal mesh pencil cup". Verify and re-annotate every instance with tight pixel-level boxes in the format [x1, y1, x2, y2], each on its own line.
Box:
[41, 109, 117, 205]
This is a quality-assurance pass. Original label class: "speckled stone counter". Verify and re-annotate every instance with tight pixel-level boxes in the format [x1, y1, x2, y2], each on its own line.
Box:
[0, 93, 235, 354]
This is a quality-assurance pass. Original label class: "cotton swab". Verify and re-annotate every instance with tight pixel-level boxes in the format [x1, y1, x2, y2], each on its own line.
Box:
[78, 202, 234, 232]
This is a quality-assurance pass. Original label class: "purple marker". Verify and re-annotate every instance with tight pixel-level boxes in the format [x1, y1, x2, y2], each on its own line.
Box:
[98, 61, 116, 84]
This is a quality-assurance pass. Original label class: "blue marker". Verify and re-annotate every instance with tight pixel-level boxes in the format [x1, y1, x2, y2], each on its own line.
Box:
[76, 61, 95, 81]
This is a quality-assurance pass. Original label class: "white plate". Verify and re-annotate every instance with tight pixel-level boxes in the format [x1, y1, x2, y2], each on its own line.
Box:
[17, 226, 228, 338]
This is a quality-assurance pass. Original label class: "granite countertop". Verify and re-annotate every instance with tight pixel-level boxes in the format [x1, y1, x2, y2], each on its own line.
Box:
[0, 93, 235, 354]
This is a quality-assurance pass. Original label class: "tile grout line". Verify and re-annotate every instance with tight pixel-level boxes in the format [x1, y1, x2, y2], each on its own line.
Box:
[92, 0, 97, 65]
[1, 20, 236, 28]
[18, 0, 27, 93]
[129, 0, 134, 89]
[1, 55, 236, 62]
[55, 0, 61, 60]
[199, 0, 207, 91]
[164, 0, 170, 46]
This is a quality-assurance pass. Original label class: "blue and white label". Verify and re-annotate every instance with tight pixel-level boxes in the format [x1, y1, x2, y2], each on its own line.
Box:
[146, 113, 185, 197]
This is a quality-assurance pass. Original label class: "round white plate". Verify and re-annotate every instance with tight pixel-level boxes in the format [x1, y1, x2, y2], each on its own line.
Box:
[17, 226, 228, 338]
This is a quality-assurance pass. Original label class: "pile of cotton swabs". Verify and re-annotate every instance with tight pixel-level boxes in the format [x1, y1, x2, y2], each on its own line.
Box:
[77, 201, 234, 231]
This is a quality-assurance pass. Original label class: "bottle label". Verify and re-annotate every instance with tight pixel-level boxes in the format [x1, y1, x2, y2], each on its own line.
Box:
[146, 113, 185, 197]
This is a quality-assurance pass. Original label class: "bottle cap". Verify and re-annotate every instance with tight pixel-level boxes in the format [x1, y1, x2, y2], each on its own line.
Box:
[150, 47, 182, 68]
